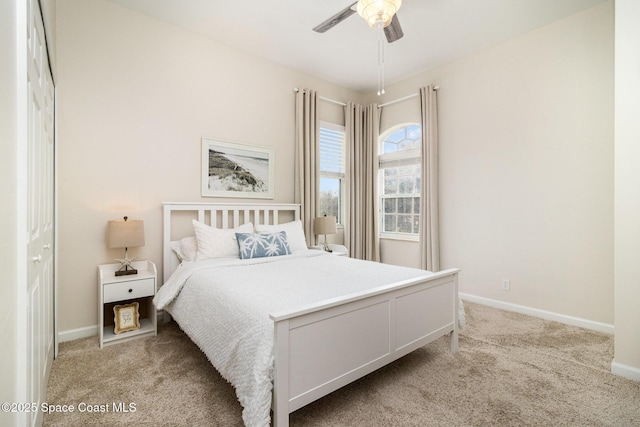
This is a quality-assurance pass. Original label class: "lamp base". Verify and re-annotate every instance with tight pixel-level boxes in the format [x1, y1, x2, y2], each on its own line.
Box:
[322, 236, 333, 253]
[115, 267, 138, 277]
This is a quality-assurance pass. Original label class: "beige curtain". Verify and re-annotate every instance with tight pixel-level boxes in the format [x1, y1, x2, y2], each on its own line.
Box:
[419, 86, 440, 271]
[345, 102, 381, 261]
[294, 89, 319, 247]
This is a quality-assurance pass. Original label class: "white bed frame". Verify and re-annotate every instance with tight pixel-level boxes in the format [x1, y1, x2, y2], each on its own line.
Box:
[162, 202, 460, 427]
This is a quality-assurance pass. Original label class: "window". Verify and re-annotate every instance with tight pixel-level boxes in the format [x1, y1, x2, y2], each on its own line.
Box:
[319, 122, 346, 224]
[379, 124, 421, 239]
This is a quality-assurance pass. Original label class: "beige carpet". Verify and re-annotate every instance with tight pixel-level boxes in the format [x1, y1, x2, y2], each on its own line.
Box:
[44, 303, 640, 426]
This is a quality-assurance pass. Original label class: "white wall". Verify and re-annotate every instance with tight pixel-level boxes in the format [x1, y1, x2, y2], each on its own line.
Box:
[55, 0, 362, 334]
[0, 1, 20, 424]
[375, 2, 614, 325]
[613, 0, 640, 380]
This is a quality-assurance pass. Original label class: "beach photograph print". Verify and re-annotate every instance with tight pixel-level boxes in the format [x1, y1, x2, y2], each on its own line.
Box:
[201, 138, 274, 198]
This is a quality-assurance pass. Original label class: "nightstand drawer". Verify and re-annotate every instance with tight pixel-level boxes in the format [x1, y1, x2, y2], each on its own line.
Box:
[104, 278, 155, 303]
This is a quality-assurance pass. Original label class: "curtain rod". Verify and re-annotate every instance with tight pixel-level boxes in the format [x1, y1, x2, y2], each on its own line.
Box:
[377, 86, 439, 109]
[293, 88, 347, 107]
[294, 86, 439, 109]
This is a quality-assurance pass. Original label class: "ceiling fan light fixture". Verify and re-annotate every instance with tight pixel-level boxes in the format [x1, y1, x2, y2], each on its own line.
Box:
[356, 0, 402, 29]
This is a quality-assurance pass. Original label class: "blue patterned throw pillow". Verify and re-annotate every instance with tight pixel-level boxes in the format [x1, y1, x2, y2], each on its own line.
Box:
[235, 231, 292, 259]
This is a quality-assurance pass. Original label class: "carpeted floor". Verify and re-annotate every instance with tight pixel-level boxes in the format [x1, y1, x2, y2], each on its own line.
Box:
[44, 303, 640, 426]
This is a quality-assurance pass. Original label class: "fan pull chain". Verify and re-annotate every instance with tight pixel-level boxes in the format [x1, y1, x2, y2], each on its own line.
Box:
[377, 28, 385, 96]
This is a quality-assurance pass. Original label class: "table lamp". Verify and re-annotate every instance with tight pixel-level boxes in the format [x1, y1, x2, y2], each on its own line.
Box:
[107, 216, 145, 276]
[314, 215, 337, 252]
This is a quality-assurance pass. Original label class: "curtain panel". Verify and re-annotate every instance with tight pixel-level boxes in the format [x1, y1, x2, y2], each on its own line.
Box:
[294, 89, 319, 247]
[419, 86, 440, 271]
[345, 102, 381, 261]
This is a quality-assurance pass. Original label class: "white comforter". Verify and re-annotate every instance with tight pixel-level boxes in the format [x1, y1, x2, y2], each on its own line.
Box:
[154, 251, 437, 427]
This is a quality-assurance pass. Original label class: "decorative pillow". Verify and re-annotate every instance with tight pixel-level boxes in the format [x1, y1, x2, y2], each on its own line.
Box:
[235, 231, 292, 260]
[254, 220, 307, 253]
[192, 220, 254, 260]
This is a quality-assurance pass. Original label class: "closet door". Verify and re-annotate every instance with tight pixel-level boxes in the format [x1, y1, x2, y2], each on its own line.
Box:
[25, 0, 55, 425]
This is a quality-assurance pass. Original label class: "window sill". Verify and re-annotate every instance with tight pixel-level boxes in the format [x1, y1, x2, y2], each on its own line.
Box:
[380, 233, 419, 242]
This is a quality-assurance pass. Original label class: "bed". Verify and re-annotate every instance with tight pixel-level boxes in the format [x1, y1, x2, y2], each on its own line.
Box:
[155, 202, 460, 427]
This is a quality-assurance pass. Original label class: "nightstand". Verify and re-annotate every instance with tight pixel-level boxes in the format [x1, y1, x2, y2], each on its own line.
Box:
[98, 260, 157, 348]
[311, 244, 349, 257]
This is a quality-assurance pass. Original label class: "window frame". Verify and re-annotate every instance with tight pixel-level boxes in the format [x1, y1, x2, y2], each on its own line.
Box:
[319, 121, 346, 225]
[378, 123, 421, 241]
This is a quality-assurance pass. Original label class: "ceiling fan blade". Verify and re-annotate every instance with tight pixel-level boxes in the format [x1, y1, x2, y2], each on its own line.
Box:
[313, 2, 357, 33]
[384, 14, 404, 43]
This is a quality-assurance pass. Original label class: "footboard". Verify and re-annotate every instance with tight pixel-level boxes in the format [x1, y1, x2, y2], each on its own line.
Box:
[270, 268, 459, 427]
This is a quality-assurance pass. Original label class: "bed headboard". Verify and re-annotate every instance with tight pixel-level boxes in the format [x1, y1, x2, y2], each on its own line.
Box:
[162, 202, 301, 282]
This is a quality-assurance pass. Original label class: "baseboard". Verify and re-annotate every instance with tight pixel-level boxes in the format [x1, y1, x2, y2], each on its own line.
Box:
[58, 324, 98, 343]
[459, 293, 615, 335]
[611, 360, 640, 381]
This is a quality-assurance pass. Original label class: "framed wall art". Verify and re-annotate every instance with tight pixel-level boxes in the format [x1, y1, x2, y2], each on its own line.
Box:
[201, 138, 275, 199]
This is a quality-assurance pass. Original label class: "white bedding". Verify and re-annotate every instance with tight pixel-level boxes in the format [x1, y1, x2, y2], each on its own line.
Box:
[154, 251, 438, 427]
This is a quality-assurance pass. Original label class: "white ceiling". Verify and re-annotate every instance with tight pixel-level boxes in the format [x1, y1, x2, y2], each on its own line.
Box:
[107, 0, 607, 93]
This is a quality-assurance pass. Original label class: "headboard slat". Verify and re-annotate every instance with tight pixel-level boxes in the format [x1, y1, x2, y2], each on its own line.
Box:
[222, 210, 229, 229]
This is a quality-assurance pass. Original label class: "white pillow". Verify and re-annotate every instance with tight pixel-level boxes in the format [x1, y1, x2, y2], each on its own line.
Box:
[193, 220, 254, 260]
[180, 236, 198, 261]
[170, 241, 185, 261]
[170, 236, 198, 262]
[255, 220, 308, 253]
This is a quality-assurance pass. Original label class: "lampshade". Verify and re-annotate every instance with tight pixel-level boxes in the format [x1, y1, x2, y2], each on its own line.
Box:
[314, 216, 337, 236]
[356, 0, 402, 29]
[107, 217, 145, 249]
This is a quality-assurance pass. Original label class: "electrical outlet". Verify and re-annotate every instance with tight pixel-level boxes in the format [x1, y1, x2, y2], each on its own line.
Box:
[501, 279, 510, 291]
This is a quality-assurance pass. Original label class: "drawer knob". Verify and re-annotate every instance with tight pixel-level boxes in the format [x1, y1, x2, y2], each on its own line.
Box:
[128, 288, 133, 293]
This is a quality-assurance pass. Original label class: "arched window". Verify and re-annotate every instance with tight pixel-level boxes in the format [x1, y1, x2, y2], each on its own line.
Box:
[379, 124, 421, 238]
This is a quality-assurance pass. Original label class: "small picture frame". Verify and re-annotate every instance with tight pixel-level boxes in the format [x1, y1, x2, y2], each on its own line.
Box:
[113, 302, 140, 334]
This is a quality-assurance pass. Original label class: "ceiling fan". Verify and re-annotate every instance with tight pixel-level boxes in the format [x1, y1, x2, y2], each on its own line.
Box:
[313, 1, 404, 43]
